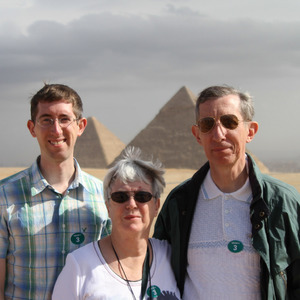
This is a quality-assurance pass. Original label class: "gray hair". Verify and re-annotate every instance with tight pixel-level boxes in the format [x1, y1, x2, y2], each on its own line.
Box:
[195, 85, 255, 122]
[103, 147, 165, 202]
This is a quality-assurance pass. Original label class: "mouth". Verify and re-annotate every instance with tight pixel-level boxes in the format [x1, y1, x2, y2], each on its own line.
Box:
[213, 147, 228, 152]
[49, 139, 66, 146]
[124, 215, 140, 220]
[212, 144, 231, 152]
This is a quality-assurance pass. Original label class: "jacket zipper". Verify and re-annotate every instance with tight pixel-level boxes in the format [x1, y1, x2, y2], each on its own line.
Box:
[279, 271, 287, 291]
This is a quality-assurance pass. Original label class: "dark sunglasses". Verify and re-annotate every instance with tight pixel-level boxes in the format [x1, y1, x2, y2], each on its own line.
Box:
[110, 191, 153, 203]
[197, 114, 242, 134]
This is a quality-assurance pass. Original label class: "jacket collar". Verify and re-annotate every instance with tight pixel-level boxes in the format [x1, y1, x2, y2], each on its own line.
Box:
[188, 154, 270, 235]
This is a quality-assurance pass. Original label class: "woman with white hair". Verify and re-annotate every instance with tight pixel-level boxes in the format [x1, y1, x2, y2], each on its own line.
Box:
[52, 147, 180, 299]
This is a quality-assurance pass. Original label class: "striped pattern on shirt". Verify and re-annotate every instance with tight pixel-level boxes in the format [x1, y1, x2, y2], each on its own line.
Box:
[0, 158, 111, 300]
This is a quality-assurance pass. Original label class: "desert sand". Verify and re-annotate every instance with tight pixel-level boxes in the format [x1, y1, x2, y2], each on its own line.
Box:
[1, 167, 299, 235]
[1, 167, 299, 194]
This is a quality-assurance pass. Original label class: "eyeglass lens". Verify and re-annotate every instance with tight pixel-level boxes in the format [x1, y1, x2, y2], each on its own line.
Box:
[110, 191, 153, 203]
[198, 114, 239, 133]
[37, 117, 76, 128]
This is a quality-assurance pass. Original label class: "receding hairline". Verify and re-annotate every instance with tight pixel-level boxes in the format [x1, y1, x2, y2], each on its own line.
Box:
[195, 86, 254, 122]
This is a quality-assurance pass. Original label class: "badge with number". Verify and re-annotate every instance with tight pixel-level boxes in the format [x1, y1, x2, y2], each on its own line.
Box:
[147, 286, 161, 298]
[228, 240, 243, 253]
[71, 232, 85, 245]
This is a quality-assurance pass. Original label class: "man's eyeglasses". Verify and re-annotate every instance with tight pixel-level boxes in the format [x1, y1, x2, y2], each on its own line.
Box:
[110, 191, 153, 203]
[36, 117, 78, 129]
[197, 114, 244, 134]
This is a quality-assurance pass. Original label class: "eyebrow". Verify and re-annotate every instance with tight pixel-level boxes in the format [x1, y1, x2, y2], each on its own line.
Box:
[38, 113, 73, 118]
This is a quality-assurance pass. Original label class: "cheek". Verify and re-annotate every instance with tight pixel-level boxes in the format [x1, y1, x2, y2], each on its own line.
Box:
[106, 202, 115, 218]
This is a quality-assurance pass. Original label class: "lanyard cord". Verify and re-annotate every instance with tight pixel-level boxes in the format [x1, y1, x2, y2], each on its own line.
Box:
[111, 241, 151, 300]
[141, 246, 151, 300]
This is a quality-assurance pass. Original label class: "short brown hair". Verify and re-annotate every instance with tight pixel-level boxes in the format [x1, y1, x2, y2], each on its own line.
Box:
[30, 84, 83, 121]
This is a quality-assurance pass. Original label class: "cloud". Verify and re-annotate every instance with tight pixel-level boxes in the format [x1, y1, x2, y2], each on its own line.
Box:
[0, 1, 300, 166]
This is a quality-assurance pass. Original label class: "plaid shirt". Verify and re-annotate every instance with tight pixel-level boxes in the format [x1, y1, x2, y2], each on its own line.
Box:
[0, 157, 111, 300]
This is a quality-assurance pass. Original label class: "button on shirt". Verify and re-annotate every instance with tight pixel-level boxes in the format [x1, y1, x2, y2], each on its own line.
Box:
[183, 170, 261, 299]
[0, 158, 111, 300]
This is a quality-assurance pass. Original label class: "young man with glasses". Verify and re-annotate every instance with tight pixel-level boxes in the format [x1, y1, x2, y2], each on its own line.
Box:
[0, 84, 111, 299]
[154, 85, 300, 299]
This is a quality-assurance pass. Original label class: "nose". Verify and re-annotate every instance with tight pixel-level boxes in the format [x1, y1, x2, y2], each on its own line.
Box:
[212, 120, 226, 142]
[51, 119, 63, 133]
[126, 194, 138, 209]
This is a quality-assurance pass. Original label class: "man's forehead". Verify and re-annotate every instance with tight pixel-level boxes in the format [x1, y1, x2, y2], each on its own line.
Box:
[36, 100, 74, 114]
[199, 95, 242, 115]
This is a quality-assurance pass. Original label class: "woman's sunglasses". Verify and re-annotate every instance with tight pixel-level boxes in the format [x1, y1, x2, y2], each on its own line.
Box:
[110, 191, 153, 203]
[197, 114, 243, 134]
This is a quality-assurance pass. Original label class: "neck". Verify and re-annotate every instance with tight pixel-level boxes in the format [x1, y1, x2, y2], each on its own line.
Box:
[110, 234, 149, 260]
[38, 156, 76, 194]
[210, 161, 248, 193]
[101, 235, 150, 281]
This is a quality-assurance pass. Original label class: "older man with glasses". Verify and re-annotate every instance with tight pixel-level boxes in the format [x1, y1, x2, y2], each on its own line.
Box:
[0, 83, 111, 300]
[154, 85, 300, 299]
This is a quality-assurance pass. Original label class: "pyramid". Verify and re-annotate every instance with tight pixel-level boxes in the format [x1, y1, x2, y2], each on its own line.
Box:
[74, 116, 125, 168]
[111, 86, 269, 171]
[111, 86, 208, 169]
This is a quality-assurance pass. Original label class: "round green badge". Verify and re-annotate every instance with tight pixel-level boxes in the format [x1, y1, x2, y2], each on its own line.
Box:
[228, 240, 243, 253]
[147, 285, 161, 298]
[71, 232, 85, 245]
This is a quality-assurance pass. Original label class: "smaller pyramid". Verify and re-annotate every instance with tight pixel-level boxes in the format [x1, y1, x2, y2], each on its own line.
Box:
[111, 86, 207, 169]
[74, 117, 125, 168]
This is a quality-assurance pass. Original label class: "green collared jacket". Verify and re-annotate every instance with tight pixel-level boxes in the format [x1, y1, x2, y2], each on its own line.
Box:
[154, 154, 300, 299]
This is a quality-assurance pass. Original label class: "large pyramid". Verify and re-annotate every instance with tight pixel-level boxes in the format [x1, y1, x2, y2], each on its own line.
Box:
[112, 86, 208, 169]
[111, 86, 269, 172]
[74, 116, 125, 168]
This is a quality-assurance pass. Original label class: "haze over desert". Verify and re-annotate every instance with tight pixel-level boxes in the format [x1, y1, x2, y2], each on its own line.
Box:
[1, 167, 299, 235]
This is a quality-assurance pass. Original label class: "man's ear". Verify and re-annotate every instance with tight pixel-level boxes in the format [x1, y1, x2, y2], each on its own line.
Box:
[191, 124, 202, 145]
[27, 120, 36, 137]
[246, 121, 259, 143]
[77, 118, 87, 136]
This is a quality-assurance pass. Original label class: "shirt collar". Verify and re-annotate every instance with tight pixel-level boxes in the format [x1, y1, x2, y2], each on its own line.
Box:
[201, 157, 252, 203]
[30, 156, 87, 196]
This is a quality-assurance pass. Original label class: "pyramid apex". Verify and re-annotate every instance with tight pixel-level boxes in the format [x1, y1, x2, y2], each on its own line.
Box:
[110, 86, 206, 169]
[74, 116, 125, 168]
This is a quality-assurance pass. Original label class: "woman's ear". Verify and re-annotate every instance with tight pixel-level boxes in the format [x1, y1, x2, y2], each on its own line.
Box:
[105, 201, 111, 217]
[155, 198, 160, 217]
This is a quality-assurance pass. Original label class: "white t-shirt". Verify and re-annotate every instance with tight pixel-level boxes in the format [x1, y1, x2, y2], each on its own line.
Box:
[52, 238, 180, 300]
[183, 170, 261, 299]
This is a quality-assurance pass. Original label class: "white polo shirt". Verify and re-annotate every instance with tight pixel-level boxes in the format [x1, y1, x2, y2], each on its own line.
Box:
[183, 169, 261, 299]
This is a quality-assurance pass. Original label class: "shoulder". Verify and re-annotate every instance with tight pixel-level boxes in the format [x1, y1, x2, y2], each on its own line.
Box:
[77, 162, 101, 183]
[149, 238, 171, 256]
[78, 169, 104, 195]
[0, 168, 32, 197]
[164, 164, 209, 204]
[80, 170, 103, 185]
[67, 242, 97, 263]
[248, 153, 300, 204]
[0, 168, 30, 187]
[0, 167, 34, 210]
[251, 169, 300, 220]
[260, 173, 299, 199]
[74, 159, 103, 187]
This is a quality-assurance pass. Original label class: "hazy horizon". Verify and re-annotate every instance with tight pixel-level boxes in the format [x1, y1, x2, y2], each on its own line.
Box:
[1, 1, 300, 167]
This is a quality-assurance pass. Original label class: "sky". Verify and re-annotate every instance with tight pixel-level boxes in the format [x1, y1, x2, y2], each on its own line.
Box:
[0, 0, 300, 167]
